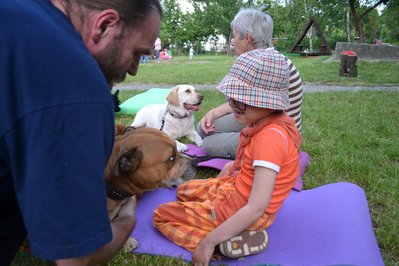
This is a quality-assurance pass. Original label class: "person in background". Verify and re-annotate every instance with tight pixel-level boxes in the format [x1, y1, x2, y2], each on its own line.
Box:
[189, 46, 194, 61]
[141, 54, 150, 63]
[166, 37, 174, 59]
[0, 0, 161, 265]
[154, 36, 162, 62]
[197, 8, 303, 159]
[154, 48, 302, 265]
[163, 48, 170, 60]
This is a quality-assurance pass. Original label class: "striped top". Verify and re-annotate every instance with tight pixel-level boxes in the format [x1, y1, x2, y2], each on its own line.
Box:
[285, 57, 303, 132]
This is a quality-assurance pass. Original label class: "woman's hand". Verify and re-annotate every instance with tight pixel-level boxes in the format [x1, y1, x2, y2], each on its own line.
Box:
[200, 102, 233, 135]
[200, 110, 216, 134]
[192, 238, 216, 266]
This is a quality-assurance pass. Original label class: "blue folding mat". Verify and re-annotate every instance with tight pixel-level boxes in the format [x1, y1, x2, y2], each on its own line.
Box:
[130, 182, 383, 265]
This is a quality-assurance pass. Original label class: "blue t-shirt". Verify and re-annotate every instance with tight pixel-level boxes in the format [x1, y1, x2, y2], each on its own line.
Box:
[0, 0, 115, 262]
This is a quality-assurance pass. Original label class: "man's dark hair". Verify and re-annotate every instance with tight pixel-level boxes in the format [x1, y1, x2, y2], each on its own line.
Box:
[75, 0, 162, 25]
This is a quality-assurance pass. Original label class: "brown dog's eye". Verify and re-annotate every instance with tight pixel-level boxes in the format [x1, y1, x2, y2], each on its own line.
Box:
[185, 89, 191, 93]
[169, 155, 176, 162]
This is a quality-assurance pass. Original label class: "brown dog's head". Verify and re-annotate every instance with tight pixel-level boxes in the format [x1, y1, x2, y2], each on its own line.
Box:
[105, 126, 196, 198]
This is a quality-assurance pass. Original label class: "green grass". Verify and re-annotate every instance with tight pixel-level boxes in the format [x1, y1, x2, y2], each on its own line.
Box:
[12, 54, 399, 265]
[12, 90, 399, 265]
[124, 55, 235, 85]
[117, 90, 399, 265]
[124, 54, 399, 86]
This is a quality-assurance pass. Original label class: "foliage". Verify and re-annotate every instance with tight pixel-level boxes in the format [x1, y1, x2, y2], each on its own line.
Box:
[190, 0, 247, 53]
[159, 0, 189, 53]
[380, 0, 399, 42]
[347, 0, 391, 43]
[158, 0, 398, 54]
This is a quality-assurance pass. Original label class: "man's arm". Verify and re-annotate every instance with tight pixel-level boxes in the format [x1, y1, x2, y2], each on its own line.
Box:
[56, 197, 137, 266]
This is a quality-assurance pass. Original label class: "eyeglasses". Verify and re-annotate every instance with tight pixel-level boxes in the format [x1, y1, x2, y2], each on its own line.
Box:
[226, 96, 246, 112]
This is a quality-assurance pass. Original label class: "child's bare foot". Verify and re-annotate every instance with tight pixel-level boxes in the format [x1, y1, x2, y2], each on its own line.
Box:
[219, 229, 268, 258]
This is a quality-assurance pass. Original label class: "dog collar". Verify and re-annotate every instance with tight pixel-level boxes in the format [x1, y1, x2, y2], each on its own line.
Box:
[166, 105, 191, 119]
[159, 105, 190, 131]
[169, 111, 190, 119]
[105, 181, 133, 201]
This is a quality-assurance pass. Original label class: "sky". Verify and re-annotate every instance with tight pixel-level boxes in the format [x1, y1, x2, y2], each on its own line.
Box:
[177, 0, 194, 13]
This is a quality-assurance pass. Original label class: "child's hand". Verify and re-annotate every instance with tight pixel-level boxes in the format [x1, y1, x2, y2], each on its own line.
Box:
[217, 161, 234, 177]
[191, 238, 215, 266]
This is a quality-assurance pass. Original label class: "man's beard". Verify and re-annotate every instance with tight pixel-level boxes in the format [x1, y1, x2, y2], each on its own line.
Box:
[93, 40, 126, 88]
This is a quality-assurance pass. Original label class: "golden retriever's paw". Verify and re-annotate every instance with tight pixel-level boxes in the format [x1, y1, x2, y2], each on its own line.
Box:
[176, 142, 188, 152]
[123, 236, 139, 252]
[195, 139, 203, 147]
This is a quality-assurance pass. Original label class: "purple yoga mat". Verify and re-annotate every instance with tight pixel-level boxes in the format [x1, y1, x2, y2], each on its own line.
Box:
[131, 182, 383, 265]
[184, 144, 310, 191]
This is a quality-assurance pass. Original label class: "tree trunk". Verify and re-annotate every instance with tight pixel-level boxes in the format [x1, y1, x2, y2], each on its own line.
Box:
[348, 0, 390, 43]
[348, 0, 365, 43]
[226, 32, 234, 56]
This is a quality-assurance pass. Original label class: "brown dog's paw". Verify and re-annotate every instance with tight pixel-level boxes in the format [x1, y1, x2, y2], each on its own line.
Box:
[123, 236, 139, 252]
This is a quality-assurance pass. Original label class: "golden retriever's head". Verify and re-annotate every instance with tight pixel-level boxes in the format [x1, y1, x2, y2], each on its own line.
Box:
[166, 85, 204, 112]
[105, 126, 196, 196]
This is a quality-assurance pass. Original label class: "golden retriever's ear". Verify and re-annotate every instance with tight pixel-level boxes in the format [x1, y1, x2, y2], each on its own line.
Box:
[166, 86, 180, 107]
[113, 147, 142, 177]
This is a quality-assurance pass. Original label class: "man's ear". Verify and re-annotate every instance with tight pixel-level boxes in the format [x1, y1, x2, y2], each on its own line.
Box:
[91, 9, 122, 44]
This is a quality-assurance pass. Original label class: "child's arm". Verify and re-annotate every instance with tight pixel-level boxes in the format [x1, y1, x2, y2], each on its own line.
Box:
[192, 166, 276, 265]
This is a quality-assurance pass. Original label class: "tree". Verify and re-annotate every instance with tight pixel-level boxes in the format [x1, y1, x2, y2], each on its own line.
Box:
[191, 0, 246, 54]
[348, 0, 390, 43]
[380, 0, 399, 43]
[160, 0, 186, 51]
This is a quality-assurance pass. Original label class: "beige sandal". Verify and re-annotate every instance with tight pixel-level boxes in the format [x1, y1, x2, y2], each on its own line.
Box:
[219, 229, 269, 259]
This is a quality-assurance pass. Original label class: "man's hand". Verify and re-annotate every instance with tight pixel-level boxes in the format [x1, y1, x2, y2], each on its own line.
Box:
[117, 196, 137, 220]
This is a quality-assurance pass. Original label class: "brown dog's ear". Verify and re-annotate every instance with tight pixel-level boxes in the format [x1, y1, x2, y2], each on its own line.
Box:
[113, 147, 143, 177]
[166, 86, 180, 107]
[115, 124, 127, 136]
[115, 125, 136, 136]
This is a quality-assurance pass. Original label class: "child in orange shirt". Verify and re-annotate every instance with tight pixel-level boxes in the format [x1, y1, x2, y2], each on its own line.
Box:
[153, 48, 302, 265]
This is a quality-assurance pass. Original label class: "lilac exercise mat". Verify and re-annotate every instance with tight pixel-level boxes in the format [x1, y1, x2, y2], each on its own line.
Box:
[184, 144, 310, 191]
[131, 182, 383, 265]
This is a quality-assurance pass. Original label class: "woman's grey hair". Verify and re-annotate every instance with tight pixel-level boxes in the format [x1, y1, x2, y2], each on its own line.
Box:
[73, 0, 162, 26]
[230, 8, 273, 49]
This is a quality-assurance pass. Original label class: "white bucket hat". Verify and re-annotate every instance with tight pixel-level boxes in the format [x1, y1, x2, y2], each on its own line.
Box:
[218, 48, 290, 110]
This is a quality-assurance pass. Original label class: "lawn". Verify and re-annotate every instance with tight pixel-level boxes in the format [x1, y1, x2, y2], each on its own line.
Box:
[124, 53, 399, 86]
[12, 54, 399, 265]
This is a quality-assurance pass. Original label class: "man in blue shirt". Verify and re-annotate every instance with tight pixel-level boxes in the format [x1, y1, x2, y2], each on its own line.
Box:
[0, 0, 161, 265]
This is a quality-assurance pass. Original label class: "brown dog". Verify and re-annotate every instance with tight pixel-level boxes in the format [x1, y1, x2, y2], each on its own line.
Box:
[104, 125, 197, 250]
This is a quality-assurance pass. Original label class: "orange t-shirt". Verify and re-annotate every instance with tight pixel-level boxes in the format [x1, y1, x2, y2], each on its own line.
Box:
[235, 123, 300, 215]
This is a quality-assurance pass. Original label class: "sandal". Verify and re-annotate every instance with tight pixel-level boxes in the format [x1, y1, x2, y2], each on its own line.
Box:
[219, 229, 268, 259]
